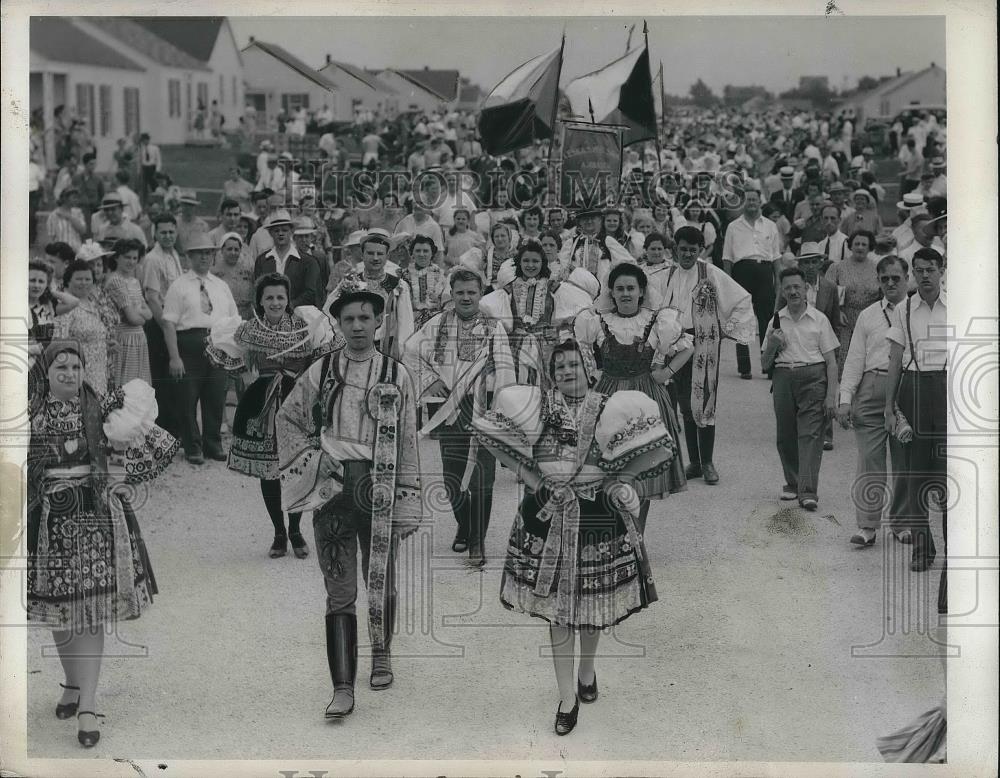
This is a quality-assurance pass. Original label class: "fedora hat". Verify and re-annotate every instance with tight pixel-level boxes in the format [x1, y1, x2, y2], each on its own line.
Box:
[75, 240, 116, 262]
[779, 166, 795, 178]
[797, 242, 825, 259]
[185, 232, 218, 253]
[99, 193, 125, 210]
[264, 210, 295, 230]
[896, 192, 925, 210]
[177, 190, 200, 205]
[293, 216, 317, 235]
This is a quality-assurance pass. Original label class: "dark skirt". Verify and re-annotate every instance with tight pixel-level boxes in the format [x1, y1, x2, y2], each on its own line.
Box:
[229, 373, 297, 480]
[500, 488, 656, 629]
[28, 483, 157, 629]
[594, 371, 687, 498]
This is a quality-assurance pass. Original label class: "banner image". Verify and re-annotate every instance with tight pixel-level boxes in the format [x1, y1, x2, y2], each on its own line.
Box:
[558, 122, 623, 208]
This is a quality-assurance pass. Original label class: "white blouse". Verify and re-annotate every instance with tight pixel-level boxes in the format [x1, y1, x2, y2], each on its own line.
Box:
[574, 306, 690, 356]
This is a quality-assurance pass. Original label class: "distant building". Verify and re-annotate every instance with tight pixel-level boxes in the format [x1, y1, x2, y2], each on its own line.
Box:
[798, 76, 830, 92]
[318, 56, 398, 121]
[456, 77, 484, 112]
[374, 67, 460, 115]
[242, 38, 341, 128]
[841, 64, 946, 122]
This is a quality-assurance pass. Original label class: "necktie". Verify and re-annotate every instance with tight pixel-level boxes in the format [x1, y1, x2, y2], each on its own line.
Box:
[199, 278, 213, 315]
[826, 239, 832, 261]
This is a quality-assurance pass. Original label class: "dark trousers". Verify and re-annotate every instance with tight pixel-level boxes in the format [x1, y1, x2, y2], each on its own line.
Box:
[772, 364, 828, 501]
[732, 259, 776, 376]
[29, 189, 42, 246]
[176, 328, 227, 457]
[851, 371, 908, 530]
[141, 164, 158, 203]
[314, 466, 399, 617]
[669, 357, 716, 466]
[437, 396, 497, 554]
[896, 371, 947, 552]
[145, 319, 181, 439]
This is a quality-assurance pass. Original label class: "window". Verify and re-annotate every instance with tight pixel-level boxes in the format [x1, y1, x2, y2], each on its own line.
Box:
[219, 74, 224, 104]
[168, 79, 181, 118]
[232, 76, 237, 105]
[197, 82, 209, 110]
[99, 85, 112, 137]
[879, 98, 891, 117]
[76, 83, 95, 134]
[124, 87, 140, 137]
[281, 93, 310, 113]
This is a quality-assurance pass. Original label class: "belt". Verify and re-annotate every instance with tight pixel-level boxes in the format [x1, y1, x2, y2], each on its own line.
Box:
[736, 257, 771, 265]
[774, 361, 824, 370]
[177, 328, 209, 335]
[905, 368, 947, 375]
[865, 368, 888, 375]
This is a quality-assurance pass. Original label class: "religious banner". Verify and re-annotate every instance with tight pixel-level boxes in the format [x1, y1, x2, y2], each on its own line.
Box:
[558, 122, 624, 208]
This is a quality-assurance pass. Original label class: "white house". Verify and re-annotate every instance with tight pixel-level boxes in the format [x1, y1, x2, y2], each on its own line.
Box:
[242, 38, 340, 128]
[318, 56, 398, 120]
[30, 17, 147, 169]
[843, 64, 946, 122]
[374, 68, 459, 115]
[129, 18, 245, 131]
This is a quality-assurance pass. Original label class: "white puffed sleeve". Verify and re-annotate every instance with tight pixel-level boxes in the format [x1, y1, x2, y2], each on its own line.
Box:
[103, 379, 157, 448]
[103, 379, 179, 481]
[479, 288, 514, 331]
[604, 235, 636, 266]
[573, 308, 603, 347]
[206, 314, 247, 370]
[651, 307, 690, 356]
[471, 385, 543, 469]
[293, 305, 337, 350]
[595, 390, 674, 472]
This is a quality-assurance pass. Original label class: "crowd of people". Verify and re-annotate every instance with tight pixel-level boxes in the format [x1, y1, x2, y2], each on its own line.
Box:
[25, 101, 948, 751]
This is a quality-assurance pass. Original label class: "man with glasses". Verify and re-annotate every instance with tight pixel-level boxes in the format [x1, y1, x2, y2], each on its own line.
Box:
[884, 248, 948, 573]
[836, 256, 912, 547]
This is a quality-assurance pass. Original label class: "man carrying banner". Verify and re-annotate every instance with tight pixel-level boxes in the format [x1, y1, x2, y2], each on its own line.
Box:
[276, 281, 424, 719]
[660, 226, 757, 484]
[403, 267, 516, 567]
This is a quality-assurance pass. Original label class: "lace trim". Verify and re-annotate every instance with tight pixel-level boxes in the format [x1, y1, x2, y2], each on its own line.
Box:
[601, 433, 675, 473]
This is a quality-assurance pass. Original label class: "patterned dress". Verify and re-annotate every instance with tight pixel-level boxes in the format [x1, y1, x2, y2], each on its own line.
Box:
[825, 256, 881, 374]
[575, 307, 689, 498]
[105, 273, 151, 385]
[473, 387, 674, 628]
[407, 264, 446, 329]
[53, 301, 109, 397]
[26, 382, 179, 628]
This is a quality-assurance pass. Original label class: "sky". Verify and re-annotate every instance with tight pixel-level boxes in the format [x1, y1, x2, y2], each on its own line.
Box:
[229, 15, 945, 97]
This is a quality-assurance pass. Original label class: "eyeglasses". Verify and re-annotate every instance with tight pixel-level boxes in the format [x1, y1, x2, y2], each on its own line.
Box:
[878, 275, 904, 283]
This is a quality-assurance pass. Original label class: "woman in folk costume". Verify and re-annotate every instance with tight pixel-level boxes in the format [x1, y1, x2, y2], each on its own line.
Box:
[559, 207, 636, 293]
[207, 272, 339, 559]
[472, 340, 677, 736]
[405, 234, 447, 329]
[479, 240, 597, 387]
[573, 263, 692, 512]
[27, 342, 179, 748]
[657, 226, 757, 485]
[324, 231, 414, 359]
[480, 221, 517, 293]
[275, 284, 423, 718]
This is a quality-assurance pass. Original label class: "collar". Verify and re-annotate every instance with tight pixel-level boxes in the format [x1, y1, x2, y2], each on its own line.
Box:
[913, 289, 947, 309]
[778, 304, 818, 322]
[881, 297, 903, 310]
[267, 244, 301, 262]
[343, 345, 378, 362]
[740, 215, 766, 229]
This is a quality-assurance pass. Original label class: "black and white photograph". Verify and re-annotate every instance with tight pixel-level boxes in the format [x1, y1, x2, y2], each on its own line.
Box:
[0, 2, 997, 776]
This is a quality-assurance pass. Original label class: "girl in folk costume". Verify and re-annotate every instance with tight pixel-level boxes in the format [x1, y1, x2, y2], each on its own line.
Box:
[481, 221, 517, 292]
[323, 232, 414, 359]
[573, 263, 692, 509]
[207, 273, 339, 560]
[472, 340, 677, 736]
[406, 234, 447, 329]
[600, 207, 629, 247]
[559, 207, 636, 293]
[657, 226, 757, 485]
[518, 205, 544, 242]
[651, 199, 684, 242]
[627, 211, 658, 260]
[27, 342, 179, 748]
[637, 232, 675, 302]
[681, 200, 718, 260]
[480, 241, 596, 387]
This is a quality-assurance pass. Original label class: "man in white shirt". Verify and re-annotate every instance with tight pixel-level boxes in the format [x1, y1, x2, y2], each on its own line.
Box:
[163, 232, 239, 464]
[884, 248, 948, 573]
[836, 255, 911, 547]
[208, 199, 243, 248]
[722, 187, 782, 379]
[114, 170, 143, 222]
[660, 226, 756, 485]
[761, 266, 840, 511]
[891, 193, 926, 253]
[818, 204, 849, 271]
[137, 132, 162, 204]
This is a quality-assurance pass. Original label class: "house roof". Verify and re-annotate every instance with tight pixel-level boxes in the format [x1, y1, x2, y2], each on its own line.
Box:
[848, 65, 944, 105]
[131, 17, 224, 63]
[320, 60, 392, 94]
[31, 17, 145, 71]
[79, 17, 211, 71]
[244, 40, 336, 92]
[394, 68, 460, 101]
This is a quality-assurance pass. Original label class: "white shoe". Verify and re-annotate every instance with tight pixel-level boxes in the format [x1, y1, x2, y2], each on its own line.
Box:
[850, 529, 877, 546]
[780, 489, 797, 501]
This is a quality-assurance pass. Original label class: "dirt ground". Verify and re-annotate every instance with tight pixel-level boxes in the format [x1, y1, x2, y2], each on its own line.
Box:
[25, 342, 945, 764]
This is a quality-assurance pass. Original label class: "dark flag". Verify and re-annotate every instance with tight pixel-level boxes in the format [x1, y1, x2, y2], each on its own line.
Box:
[565, 43, 657, 146]
[477, 43, 563, 156]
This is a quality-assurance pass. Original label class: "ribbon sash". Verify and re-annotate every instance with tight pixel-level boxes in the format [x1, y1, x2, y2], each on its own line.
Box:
[366, 382, 401, 652]
[691, 263, 722, 427]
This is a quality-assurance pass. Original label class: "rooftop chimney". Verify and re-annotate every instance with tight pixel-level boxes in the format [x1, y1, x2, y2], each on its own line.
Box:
[249, 35, 255, 43]
[896, 67, 901, 77]
[930, 61, 936, 68]
[326, 54, 332, 65]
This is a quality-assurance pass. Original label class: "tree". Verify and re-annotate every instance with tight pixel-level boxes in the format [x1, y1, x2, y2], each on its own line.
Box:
[689, 79, 718, 108]
[857, 76, 880, 92]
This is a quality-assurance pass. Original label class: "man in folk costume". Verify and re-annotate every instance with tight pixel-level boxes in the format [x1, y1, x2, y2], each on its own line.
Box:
[275, 283, 423, 719]
[403, 267, 516, 566]
[558, 207, 635, 292]
[660, 226, 757, 485]
[324, 232, 414, 359]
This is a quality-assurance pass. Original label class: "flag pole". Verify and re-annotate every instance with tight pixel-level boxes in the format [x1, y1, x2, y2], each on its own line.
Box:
[547, 31, 566, 197]
[625, 23, 635, 54]
[643, 21, 662, 172]
[588, 98, 596, 125]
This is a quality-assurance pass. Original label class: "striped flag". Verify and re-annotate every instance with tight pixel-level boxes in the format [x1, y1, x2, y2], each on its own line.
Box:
[477, 43, 563, 156]
[565, 44, 657, 146]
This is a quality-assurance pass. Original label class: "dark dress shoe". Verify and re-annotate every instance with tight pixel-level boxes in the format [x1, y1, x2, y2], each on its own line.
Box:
[56, 683, 80, 719]
[451, 533, 468, 553]
[739, 373, 752, 380]
[823, 440, 834, 451]
[910, 534, 937, 572]
[269, 535, 288, 558]
[289, 533, 309, 559]
[685, 463, 703, 479]
[702, 462, 720, 485]
[77, 711, 104, 748]
[186, 453, 205, 465]
[554, 696, 580, 735]
[577, 674, 598, 703]
[205, 449, 227, 461]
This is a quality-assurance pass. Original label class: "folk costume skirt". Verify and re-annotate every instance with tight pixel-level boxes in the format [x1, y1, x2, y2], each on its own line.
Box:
[228, 372, 297, 480]
[500, 488, 656, 629]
